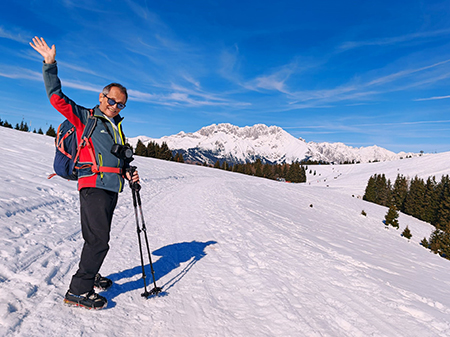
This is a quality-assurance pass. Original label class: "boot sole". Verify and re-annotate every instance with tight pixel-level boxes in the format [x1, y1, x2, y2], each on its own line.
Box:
[63, 298, 107, 310]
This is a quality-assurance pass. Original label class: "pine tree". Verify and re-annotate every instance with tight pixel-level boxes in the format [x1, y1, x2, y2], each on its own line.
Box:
[363, 175, 377, 203]
[46, 125, 56, 137]
[428, 229, 450, 259]
[37, 127, 43, 135]
[385, 204, 399, 229]
[254, 159, 263, 177]
[174, 152, 184, 163]
[286, 162, 305, 183]
[434, 175, 450, 232]
[221, 161, 228, 170]
[423, 176, 438, 224]
[263, 163, 273, 179]
[375, 174, 391, 206]
[159, 142, 173, 161]
[392, 174, 408, 211]
[134, 139, 147, 156]
[401, 226, 412, 239]
[404, 176, 426, 219]
[146, 141, 156, 158]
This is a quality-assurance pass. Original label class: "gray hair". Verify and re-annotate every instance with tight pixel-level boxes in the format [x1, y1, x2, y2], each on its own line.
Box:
[102, 83, 128, 102]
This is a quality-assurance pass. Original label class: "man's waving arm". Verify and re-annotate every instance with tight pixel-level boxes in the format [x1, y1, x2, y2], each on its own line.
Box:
[29, 36, 56, 64]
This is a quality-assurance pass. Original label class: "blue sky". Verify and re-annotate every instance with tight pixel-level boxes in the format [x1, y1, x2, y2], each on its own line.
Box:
[2, 0, 450, 153]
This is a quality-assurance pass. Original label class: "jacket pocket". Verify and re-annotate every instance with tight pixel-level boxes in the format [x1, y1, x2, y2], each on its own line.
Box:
[78, 162, 95, 178]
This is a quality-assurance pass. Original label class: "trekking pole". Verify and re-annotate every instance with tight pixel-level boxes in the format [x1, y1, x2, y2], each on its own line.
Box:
[127, 166, 162, 298]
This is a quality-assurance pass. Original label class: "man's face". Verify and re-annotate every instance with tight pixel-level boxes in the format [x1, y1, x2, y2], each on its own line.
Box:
[99, 86, 127, 118]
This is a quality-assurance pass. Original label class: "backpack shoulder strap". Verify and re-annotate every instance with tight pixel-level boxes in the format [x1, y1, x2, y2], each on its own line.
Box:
[81, 109, 97, 141]
[73, 109, 97, 163]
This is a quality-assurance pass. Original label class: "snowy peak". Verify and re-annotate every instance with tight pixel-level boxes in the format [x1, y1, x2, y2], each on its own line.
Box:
[198, 123, 285, 140]
[128, 123, 421, 165]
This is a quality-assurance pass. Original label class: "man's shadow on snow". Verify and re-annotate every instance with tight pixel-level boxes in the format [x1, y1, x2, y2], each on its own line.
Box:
[103, 240, 217, 308]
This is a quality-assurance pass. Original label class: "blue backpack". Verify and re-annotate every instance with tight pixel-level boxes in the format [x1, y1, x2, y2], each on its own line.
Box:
[50, 110, 97, 180]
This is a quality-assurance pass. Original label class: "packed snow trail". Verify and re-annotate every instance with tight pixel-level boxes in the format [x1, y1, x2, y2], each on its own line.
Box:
[1, 127, 450, 336]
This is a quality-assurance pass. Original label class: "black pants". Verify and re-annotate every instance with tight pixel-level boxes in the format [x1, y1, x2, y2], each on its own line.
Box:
[69, 187, 118, 295]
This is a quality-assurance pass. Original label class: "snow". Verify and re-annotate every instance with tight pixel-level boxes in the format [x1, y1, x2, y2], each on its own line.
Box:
[128, 123, 420, 165]
[1, 126, 450, 336]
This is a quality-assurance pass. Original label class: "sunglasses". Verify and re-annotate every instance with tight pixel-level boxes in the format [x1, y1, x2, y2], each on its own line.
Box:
[103, 94, 126, 109]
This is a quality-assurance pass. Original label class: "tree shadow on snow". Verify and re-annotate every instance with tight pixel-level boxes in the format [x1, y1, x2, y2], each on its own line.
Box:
[102, 240, 217, 308]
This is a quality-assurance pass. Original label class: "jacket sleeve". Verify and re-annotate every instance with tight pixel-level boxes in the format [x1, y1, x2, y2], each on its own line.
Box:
[42, 62, 87, 129]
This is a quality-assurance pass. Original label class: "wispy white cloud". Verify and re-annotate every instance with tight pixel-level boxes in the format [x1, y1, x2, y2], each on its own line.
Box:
[128, 85, 247, 108]
[366, 59, 450, 87]
[414, 95, 450, 101]
[61, 80, 101, 93]
[0, 27, 28, 44]
[0, 67, 42, 81]
[284, 119, 450, 131]
[0, 65, 102, 93]
[339, 28, 450, 51]
[267, 55, 450, 111]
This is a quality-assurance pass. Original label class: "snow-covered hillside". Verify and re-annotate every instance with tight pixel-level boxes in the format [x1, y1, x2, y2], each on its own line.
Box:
[128, 123, 420, 165]
[1, 126, 450, 336]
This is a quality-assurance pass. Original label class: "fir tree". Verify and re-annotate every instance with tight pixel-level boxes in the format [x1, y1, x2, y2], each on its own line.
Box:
[146, 141, 158, 158]
[428, 229, 450, 259]
[286, 162, 306, 183]
[46, 125, 56, 137]
[174, 152, 184, 163]
[221, 161, 228, 170]
[134, 139, 147, 156]
[263, 163, 273, 179]
[423, 176, 438, 224]
[404, 176, 426, 219]
[385, 204, 399, 229]
[434, 175, 450, 232]
[363, 175, 377, 203]
[37, 127, 43, 135]
[254, 159, 263, 177]
[159, 142, 173, 161]
[392, 174, 408, 211]
[401, 226, 412, 239]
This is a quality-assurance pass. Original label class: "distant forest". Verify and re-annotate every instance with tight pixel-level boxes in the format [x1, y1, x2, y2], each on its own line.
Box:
[133, 139, 307, 183]
[0, 119, 55, 136]
[363, 173, 450, 260]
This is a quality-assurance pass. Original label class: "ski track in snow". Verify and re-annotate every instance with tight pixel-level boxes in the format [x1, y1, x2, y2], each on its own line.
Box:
[1, 127, 450, 336]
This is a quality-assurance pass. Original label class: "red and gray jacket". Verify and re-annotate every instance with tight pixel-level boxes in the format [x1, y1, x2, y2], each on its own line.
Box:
[43, 62, 126, 193]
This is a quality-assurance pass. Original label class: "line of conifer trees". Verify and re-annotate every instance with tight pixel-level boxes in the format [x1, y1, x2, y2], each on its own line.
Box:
[363, 173, 450, 259]
[0, 118, 56, 136]
[211, 158, 307, 183]
[133, 139, 184, 162]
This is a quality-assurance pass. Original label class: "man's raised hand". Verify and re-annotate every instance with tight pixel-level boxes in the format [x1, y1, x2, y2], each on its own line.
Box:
[30, 37, 56, 64]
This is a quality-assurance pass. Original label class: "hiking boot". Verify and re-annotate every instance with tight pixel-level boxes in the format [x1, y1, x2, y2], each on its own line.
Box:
[64, 290, 107, 310]
[94, 273, 113, 291]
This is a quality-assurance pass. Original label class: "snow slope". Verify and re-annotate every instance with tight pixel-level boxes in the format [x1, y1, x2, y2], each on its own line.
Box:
[1, 126, 450, 336]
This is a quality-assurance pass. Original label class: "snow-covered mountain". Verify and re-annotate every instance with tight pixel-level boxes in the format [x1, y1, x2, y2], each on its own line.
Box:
[2, 126, 450, 336]
[128, 123, 420, 165]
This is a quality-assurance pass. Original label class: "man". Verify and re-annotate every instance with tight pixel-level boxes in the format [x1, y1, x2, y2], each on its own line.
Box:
[30, 37, 139, 310]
